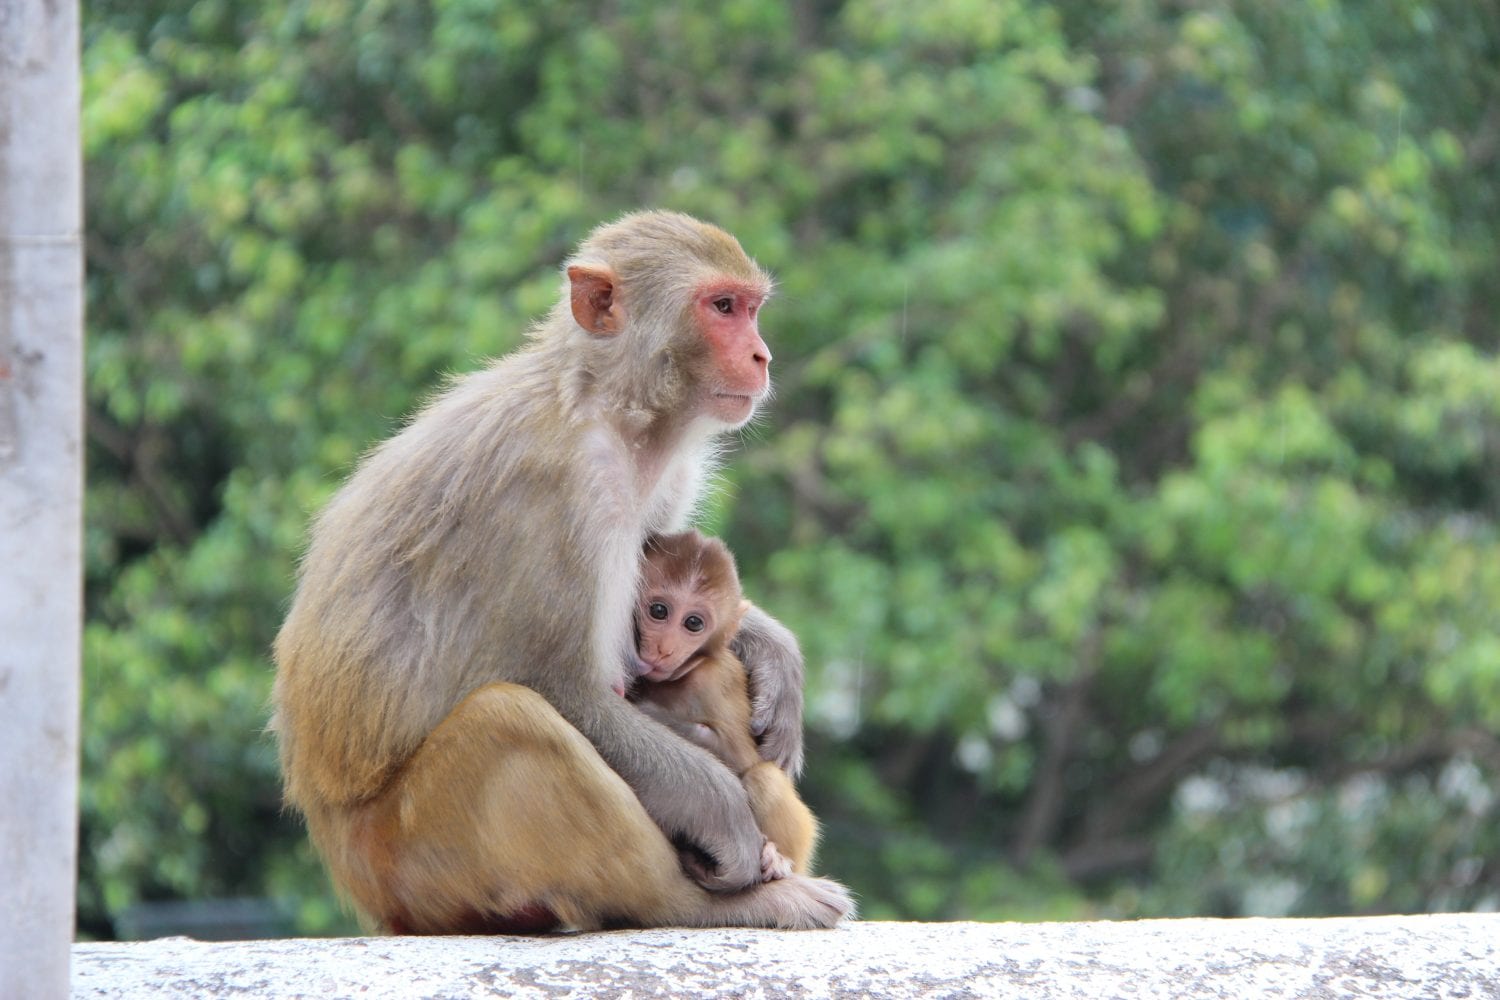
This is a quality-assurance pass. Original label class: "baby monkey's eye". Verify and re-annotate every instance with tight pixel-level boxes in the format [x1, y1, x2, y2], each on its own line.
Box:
[684, 614, 706, 633]
[648, 602, 670, 621]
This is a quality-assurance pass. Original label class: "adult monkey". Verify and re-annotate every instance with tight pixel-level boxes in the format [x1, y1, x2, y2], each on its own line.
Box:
[272, 211, 852, 933]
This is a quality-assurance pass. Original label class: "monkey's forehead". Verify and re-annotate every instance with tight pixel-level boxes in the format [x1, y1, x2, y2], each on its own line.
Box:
[639, 570, 740, 599]
[572, 211, 772, 288]
[691, 276, 772, 301]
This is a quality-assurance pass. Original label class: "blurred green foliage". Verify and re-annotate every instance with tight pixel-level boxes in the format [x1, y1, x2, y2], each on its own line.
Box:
[81, 0, 1500, 935]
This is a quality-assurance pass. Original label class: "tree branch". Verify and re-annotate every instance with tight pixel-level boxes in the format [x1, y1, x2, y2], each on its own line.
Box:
[1077, 722, 1221, 850]
[1012, 633, 1100, 867]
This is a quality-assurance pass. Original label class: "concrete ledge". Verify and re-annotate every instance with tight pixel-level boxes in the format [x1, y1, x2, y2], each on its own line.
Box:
[73, 915, 1499, 998]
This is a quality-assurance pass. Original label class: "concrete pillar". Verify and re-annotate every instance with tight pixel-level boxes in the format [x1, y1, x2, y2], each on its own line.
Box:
[0, 0, 84, 996]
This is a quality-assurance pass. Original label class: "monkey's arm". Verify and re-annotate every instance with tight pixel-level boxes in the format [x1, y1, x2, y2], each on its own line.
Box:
[633, 698, 713, 751]
[730, 604, 806, 777]
[548, 684, 765, 892]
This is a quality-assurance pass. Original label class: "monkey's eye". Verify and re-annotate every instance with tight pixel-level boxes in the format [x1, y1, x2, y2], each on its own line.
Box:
[648, 602, 670, 621]
[713, 297, 734, 316]
[684, 614, 706, 633]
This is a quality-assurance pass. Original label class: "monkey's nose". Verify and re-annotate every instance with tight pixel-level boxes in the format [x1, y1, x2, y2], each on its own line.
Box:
[750, 333, 771, 370]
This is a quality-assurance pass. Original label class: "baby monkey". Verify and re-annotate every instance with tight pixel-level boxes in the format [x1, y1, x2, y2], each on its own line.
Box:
[630, 530, 819, 881]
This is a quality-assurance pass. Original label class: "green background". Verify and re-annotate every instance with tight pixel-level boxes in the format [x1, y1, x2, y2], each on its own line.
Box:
[81, 0, 1500, 935]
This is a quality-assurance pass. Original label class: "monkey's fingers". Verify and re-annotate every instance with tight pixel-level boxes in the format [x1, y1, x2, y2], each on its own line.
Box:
[675, 843, 718, 886]
[760, 839, 793, 882]
[756, 701, 804, 779]
[737, 605, 807, 776]
[687, 831, 763, 893]
[755, 875, 856, 928]
[650, 756, 765, 892]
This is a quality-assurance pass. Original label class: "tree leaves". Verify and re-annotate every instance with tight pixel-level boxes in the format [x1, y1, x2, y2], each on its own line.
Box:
[81, 0, 1500, 932]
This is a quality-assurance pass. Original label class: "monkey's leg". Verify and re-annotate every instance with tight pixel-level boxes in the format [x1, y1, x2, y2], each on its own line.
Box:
[319, 682, 850, 933]
[743, 761, 820, 876]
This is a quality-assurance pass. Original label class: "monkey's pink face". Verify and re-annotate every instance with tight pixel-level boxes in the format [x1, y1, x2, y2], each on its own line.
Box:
[693, 280, 771, 427]
[635, 585, 718, 682]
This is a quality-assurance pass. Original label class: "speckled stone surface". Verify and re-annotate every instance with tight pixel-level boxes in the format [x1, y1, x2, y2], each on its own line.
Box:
[73, 915, 1500, 999]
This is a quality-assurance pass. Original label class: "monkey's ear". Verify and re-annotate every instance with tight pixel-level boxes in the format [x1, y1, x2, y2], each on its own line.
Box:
[567, 265, 625, 336]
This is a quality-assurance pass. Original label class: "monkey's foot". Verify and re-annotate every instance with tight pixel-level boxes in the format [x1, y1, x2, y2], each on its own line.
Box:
[749, 874, 856, 929]
[760, 839, 793, 881]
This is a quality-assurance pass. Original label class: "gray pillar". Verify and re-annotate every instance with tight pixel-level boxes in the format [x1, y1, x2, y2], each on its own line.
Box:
[0, 0, 84, 996]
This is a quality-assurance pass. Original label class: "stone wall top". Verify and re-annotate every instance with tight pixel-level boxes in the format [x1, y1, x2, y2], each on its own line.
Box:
[73, 914, 1500, 999]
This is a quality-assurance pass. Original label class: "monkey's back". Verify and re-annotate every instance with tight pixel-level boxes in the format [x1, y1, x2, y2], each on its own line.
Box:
[273, 344, 607, 808]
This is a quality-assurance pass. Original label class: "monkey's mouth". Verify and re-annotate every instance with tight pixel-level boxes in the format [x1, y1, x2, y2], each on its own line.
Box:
[639, 660, 679, 682]
[639, 654, 701, 683]
[712, 392, 762, 415]
[707, 392, 761, 429]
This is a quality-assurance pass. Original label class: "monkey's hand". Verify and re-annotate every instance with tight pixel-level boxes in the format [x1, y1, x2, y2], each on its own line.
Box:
[641, 746, 763, 892]
[760, 838, 793, 881]
[569, 692, 765, 892]
[731, 603, 806, 776]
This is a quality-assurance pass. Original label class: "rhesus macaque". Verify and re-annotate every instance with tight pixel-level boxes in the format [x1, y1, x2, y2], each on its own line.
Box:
[272, 211, 851, 933]
[631, 530, 819, 879]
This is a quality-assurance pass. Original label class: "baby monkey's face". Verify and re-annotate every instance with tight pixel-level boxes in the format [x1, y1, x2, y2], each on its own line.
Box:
[634, 575, 719, 683]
